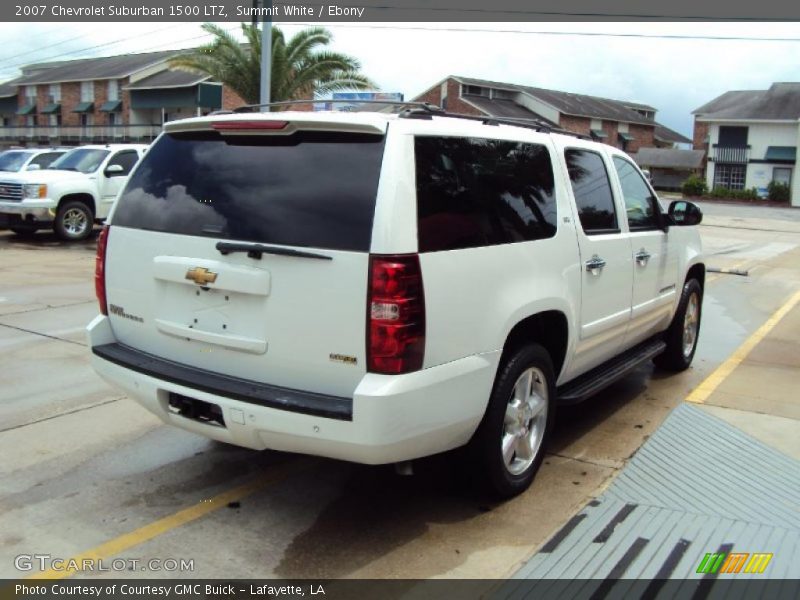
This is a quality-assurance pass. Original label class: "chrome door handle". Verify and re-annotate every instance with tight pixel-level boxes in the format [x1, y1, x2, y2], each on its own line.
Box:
[585, 255, 607, 275]
[635, 249, 651, 266]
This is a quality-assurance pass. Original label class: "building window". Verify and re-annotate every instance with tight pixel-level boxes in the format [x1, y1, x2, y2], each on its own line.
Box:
[462, 85, 489, 97]
[48, 84, 61, 103]
[492, 89, 514, 100]
[81, 81, 94, 102]
[80, 113, 94, 127]
[48, 114, 61, 127]
[773, 167, 792, 187]
[108, 112, 118, 126]
[107, 79, 119, 101]
[24, 85, 37, 104]
[714, 164, 746, 190]
[26, 115, 35, 127]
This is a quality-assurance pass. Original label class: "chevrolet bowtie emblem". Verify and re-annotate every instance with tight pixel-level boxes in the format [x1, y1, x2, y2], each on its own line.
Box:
[185, 267, 218, 286]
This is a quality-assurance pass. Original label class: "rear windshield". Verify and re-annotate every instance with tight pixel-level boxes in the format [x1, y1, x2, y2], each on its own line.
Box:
[112, 130, 386, 252]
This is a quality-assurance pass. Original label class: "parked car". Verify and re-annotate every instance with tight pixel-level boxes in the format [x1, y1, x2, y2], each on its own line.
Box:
[88, 110, 704, 498]
[0, 147, 68, 173]
[0, 144, 148, 240]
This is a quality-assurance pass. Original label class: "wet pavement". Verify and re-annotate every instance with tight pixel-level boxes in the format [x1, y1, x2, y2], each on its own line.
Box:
[1, 202, 798, 580]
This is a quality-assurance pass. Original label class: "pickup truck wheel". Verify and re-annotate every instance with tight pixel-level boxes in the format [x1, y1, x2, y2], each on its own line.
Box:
[54, 201, 93, 241]
[468, 344, 555, 499]
[654, 279, 703, 372]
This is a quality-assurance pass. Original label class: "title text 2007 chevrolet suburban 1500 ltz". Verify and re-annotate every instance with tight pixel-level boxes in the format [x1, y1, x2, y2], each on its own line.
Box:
[88, 108, 704, 497]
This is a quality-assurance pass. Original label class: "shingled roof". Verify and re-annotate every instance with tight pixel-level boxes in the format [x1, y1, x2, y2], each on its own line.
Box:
[452, 75, 656, 125]
[693, 83, 800, 120]
[11, 50, 182, 85]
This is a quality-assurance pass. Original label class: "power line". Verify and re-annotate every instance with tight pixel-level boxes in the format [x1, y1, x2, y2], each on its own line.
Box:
[290, 22, 800, 43]
[0, 24, 242, 78]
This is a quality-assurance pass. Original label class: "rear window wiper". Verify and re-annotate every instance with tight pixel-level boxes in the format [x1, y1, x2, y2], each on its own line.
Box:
[215, 241, 332, 261]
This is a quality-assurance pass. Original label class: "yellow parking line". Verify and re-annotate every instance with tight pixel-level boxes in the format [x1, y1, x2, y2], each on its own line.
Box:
[687, 288, 800, 404]
[28, 458, 311, 580]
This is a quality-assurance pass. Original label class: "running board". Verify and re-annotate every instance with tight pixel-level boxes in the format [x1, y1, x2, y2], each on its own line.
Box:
[557, 338, 667, 405]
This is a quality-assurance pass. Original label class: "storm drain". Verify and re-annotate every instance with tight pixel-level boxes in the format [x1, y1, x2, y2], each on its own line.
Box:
[506, 403, 800, 587]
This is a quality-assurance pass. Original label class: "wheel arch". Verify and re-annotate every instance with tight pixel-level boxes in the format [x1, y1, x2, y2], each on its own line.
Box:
[500, 310, 569, 381]
[58, 193, 96, 218]
[685, 262, 706, 292]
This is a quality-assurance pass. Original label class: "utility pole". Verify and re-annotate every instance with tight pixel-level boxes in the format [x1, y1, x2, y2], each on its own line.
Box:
[259, 0, 272, 108]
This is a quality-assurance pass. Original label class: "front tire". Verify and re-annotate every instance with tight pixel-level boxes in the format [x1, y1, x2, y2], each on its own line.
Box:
[54, 200, 93, 241]
[467, 344, 555, 499]
[654, 278, 703, 371]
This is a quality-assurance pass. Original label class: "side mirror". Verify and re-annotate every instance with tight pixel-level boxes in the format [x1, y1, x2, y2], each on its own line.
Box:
[104, 164, 124, 177]
[668, 200, 703, 226]
[26, 163, 41, 171]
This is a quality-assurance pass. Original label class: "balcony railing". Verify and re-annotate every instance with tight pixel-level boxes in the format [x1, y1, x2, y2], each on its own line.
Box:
[711, 145, 750, 164]
[0, 124, 163, 143]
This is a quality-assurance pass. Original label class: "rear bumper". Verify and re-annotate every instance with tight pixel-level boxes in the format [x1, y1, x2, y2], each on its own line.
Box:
[87, 315, 499, 464]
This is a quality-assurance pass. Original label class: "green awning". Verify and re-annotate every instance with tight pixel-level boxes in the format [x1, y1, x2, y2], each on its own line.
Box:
[72, 102, 94, 113]
[764, 146, 796, 161]
[590, 129, 607, 138]
[16, 104, 36, 115]
[99, 100, 122, 112]
[41, 103, 61, 114]
[618, 132, 635, 141]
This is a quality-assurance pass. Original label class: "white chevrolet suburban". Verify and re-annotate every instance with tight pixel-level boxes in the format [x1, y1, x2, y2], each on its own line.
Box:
[0, 144, 147, 240]
[88, 107, 704, 497]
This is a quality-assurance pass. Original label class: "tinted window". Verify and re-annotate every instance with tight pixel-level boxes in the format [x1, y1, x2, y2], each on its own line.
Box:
[49, 149, 109, 174]
[112, 131, 385, 252]
[29, 152, 63, 169]
[107, 150, 139, 176]
[0, 151, 32, 172]
[564, 149, 618, 234]
[415, 136, 557, 252]
[613, 156, 660, 229]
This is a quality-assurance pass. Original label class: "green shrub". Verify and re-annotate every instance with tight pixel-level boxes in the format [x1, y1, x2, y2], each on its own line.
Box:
[709, 186, 759, 201]
[767, 181, 790, 203]
[681, 175, 707, 197]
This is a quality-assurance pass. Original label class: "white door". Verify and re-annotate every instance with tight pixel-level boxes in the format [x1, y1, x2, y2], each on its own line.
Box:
[98, 150, 139, 217]
[562, 146, 633, 377]
[611, 155, 678, 347]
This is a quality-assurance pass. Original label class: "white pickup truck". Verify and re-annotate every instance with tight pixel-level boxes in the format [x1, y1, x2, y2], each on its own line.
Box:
[0, 144, 147, 240]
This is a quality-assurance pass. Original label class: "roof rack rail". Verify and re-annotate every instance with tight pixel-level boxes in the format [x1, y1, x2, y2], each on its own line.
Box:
[233, 99, 444, 113]
[426, 110, 589, 139]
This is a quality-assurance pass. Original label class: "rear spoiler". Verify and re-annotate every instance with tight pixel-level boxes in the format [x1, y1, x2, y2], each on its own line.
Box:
[163, 115, 387, 137]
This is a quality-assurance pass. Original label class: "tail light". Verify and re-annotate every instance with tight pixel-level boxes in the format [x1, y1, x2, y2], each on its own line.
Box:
[95, 225, 110, 315]
[367, 254, 425, 374]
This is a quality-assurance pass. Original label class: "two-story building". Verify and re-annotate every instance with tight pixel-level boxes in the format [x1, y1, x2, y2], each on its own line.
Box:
[693, 82, 800, 206]
[0, 50, 245, 147]
[413, 75, 690, 153]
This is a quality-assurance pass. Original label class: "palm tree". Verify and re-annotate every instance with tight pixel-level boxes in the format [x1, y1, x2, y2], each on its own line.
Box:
[170, 23, 376, 106]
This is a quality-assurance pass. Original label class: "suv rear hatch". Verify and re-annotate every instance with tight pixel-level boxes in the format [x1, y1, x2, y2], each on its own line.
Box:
[103, 116, 387, 398]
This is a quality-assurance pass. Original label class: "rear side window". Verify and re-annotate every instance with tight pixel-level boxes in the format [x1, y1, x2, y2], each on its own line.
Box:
[112, 131, 386, 252]
[107, 150, 140, 176]
[415, 136, 557, 252]
[565, 148, 618, 234]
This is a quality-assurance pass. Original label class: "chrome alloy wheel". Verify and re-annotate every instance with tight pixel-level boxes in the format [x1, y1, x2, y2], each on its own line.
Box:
[502, 367, 548, 476]
[682, 292, 700, 358]
[63, 207, 89, 237]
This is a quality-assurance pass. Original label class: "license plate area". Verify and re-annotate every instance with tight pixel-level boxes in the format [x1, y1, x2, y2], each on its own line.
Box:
[168, 393, 226, 428]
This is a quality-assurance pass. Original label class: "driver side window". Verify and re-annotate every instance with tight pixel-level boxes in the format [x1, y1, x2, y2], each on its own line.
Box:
[612, 156, 660, 230]
[107, 150, 139, 176]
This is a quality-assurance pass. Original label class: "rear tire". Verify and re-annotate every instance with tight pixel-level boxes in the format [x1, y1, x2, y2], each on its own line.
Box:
[54, 200, 93, 241]
[466, 344, 555, 499]
[654, 278, 702, 372]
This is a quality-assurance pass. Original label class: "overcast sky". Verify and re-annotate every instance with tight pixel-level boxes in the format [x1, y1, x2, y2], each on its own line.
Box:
[1, 21, 799, 136]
